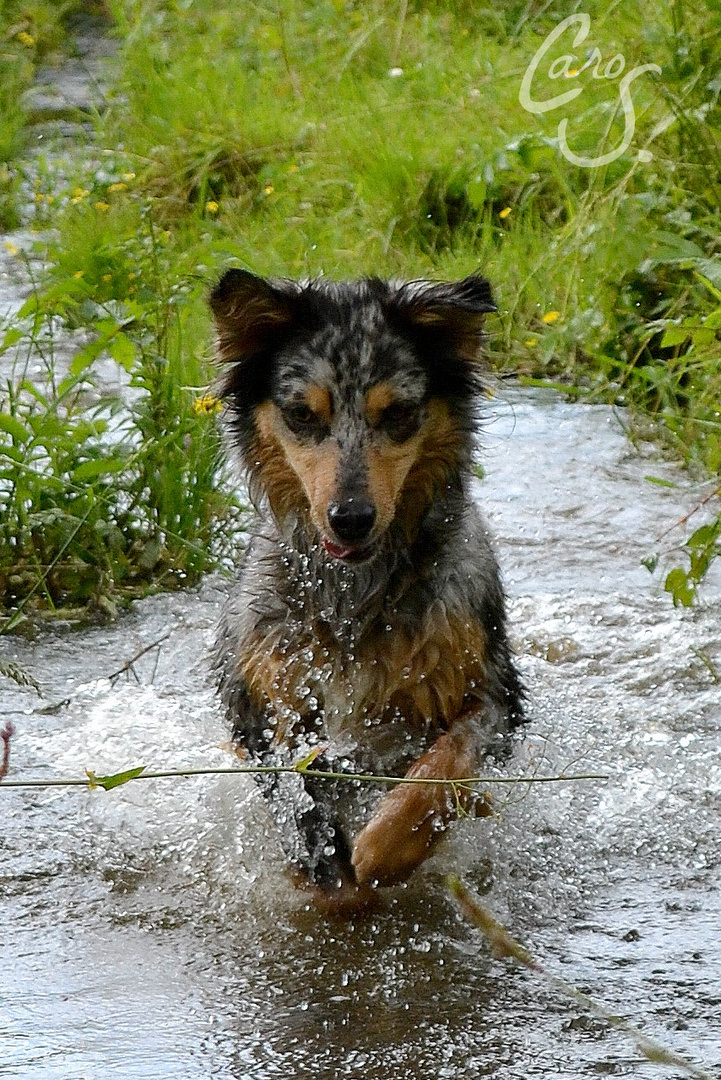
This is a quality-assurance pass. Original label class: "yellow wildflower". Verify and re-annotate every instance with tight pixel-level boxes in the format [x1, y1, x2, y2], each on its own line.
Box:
[205, 200, 219, 214]
[4, 242, 19, 257]
[525, 337, 538, 347]
[102, 274, 112, 283]
[542, 310, 560, 324]
[108, 183, 127, 193]
[94, 201, 110, 211]
[499, 206, 512, 219]
[73, 271, 84, 280]
[17, 31, 35, 47]
[193, 394, 223, 416]
[122, 172, 136, 182]
[264, 185, 274, 195]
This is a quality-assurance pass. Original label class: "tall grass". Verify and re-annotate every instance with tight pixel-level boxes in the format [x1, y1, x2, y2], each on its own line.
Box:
[1, 0, 719, 619]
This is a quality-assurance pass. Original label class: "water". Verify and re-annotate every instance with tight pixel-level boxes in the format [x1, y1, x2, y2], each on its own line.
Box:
[2, 390, 719, 1079]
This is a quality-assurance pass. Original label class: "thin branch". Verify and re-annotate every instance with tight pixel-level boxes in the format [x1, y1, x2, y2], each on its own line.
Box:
[107, 633, 171, 685]
[449, 877, 716, 1080]
[0, 763, 609, 791]
[392, 0, 408, 67]
[656, 484, 721, 542]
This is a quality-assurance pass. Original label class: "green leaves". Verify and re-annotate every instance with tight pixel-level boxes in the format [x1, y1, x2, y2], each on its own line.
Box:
[660, 316, 719, 351]
[0, 413, 32, 444]
[72, 457, 129, 482]
[0, 216, 240, 621]
[86, 766, 146, 791]
[70, 322, 136, 377]
[665, 514, 721, 607]
[664, 567, 696, 607]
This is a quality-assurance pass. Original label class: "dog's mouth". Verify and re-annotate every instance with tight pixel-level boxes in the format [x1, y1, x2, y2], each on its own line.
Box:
[321, 535, 376, 564]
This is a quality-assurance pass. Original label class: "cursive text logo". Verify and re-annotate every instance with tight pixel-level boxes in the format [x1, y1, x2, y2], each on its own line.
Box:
[519, 14, 661, 167]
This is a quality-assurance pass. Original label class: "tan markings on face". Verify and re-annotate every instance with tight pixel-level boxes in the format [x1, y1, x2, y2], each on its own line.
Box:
[251, 402, 308, 522]
[396, 398, 463, 538]
[365, 398, 461, 537]
[364, 381, 395, 427]
[365, 435, 421, 534]
[253, 401, 339, 533]
[304, 384, 332, 424]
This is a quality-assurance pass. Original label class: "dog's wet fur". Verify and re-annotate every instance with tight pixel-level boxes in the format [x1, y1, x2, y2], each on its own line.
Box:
[210, 269, 524, 907]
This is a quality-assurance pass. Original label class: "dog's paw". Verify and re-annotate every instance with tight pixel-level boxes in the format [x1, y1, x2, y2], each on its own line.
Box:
[351, 724, 490, 887]
[352, 782, 448, 886]
[290, 866, 381, 916]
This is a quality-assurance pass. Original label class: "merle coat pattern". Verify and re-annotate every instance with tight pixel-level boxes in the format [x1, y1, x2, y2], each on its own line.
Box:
[210, 269, 524, 903]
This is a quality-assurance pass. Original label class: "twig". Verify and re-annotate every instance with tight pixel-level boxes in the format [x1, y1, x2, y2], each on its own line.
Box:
[392, 0, 408, 67]
[107, 633, 171, 685]
[0, 763, 610, 791]
[656, 484, 721, 543]
[449, 877, 716, 1080]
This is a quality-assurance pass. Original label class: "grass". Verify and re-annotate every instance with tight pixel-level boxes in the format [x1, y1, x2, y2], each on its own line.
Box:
[0, 231, 238, 624]
[0, 0, 719, 620]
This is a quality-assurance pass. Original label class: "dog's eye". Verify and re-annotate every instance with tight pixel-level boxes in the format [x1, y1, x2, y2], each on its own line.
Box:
[379, 402, 420, 442]
[282, 404, 326, 438]
[288, 405, 314, 425]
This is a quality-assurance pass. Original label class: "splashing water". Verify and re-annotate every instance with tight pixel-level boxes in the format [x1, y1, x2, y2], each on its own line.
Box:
[1, 389, 720, 1079]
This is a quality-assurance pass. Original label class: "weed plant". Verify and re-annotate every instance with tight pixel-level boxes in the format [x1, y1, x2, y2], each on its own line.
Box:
[0, 206, 240, 624]
[1, 0, 719, 618]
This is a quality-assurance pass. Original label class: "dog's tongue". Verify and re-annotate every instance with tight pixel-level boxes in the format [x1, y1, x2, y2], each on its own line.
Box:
[322, 536, 355, 560]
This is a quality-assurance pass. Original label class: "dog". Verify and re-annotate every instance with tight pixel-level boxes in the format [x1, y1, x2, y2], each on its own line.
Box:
[209, 269, 524, 906]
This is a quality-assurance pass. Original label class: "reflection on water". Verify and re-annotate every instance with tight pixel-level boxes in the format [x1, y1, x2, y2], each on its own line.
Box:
[1, 391, 720, 1079]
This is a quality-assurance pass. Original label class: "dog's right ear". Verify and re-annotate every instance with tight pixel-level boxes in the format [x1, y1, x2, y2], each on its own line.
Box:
[209, 269, 299, 368]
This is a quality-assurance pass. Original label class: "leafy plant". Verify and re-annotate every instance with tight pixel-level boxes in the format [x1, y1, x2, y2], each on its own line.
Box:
[0, 204, 244, 625]
[664, 512, 721, 607]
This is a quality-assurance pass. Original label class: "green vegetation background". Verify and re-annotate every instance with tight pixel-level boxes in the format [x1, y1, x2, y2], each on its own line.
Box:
[0, 0, 719, 623]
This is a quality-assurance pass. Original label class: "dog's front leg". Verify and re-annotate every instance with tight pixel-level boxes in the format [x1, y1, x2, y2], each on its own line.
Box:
[224, 677, 370, 900]
[351, 717, 492, 887]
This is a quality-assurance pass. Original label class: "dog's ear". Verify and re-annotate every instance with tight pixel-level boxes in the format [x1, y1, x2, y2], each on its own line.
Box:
[209, 269, 299, 366]
[386, 273, 496, 362]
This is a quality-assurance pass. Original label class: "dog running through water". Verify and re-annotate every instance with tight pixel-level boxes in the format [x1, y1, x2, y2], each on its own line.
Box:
[210, 269, 524, 906]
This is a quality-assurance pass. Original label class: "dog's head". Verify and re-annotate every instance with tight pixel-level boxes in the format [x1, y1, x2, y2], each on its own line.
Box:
[210, 271, 495, 562]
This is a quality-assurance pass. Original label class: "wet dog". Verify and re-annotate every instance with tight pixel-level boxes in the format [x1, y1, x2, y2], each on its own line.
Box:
[210, 270, 524, 905]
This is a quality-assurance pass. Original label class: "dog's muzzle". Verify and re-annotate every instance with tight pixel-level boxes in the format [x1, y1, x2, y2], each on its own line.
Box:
[324, 498, 377, 562]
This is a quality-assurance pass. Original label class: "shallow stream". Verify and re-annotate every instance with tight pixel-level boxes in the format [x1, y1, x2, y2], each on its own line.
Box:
[2, 21, 720, 1079]
[2, 390, 720, 1079]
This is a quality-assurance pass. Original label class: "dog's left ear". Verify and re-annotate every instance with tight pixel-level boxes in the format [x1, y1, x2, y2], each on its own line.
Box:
[386, 273, 496, 362]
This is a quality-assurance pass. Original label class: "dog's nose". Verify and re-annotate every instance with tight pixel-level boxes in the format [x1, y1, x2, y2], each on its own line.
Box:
[327, 499, 376, 544]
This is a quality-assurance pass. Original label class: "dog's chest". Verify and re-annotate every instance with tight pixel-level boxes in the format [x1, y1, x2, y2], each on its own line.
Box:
[240, 598, 487, 745]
